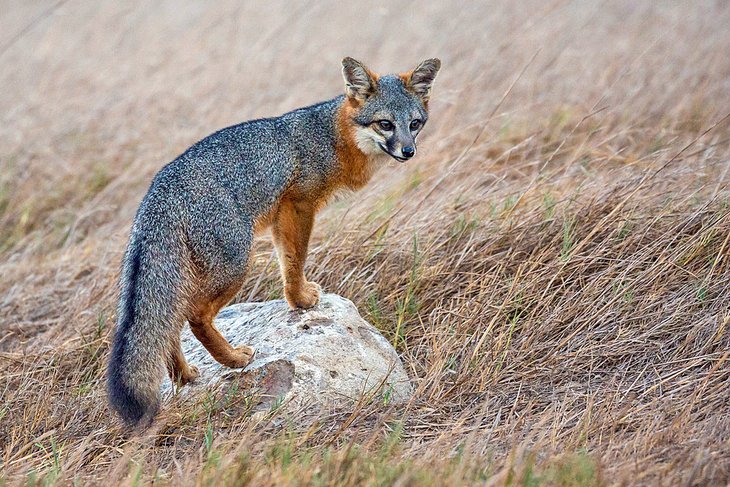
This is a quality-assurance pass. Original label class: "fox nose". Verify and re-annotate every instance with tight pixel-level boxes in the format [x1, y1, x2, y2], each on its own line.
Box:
[402, 146, 415, 159]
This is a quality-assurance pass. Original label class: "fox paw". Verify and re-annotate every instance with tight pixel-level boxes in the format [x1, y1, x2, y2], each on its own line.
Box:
[228, 345, 255, 369]
[286, 281, 321, 309]
[174, 364, 199, 386]
[182, 365, 200, 385]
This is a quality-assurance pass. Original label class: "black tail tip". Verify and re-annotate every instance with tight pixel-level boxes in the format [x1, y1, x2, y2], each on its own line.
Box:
[108, 375, 160, 429]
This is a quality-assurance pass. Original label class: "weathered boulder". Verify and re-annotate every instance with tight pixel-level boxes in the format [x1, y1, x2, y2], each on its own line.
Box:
[162, 294, 412, 411]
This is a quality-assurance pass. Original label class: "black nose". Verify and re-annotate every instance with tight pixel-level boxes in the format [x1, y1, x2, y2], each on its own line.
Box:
[402, 146, 415, 159]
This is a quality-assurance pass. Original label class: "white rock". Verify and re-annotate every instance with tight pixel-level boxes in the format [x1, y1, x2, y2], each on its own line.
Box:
[162, 294, 413, 411]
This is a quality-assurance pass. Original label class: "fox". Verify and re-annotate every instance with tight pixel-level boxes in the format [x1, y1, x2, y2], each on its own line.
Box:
[107, 57, 441, 427]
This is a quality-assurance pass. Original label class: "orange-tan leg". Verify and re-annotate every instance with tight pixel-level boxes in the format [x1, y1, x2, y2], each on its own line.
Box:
[272, 199, 321, 309]
[189, 287, 254, 369]
[167, 337, 199, 386]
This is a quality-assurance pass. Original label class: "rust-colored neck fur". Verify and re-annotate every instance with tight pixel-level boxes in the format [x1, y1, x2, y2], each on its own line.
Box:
[333, 97, 376, 191]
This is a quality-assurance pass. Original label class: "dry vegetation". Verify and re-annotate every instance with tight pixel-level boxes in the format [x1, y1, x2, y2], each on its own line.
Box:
[1, 1, 729, 485]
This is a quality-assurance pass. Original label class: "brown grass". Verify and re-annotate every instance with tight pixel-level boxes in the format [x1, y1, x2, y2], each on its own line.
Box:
[1, 1, 729, 485]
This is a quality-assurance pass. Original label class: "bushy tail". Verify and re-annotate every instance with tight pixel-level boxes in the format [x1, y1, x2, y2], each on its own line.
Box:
[107, 234, 183, 427]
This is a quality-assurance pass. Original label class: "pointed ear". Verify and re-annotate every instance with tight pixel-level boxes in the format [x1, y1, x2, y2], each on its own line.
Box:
[402, 58, 441, 103]
[342, 57, 378, 101]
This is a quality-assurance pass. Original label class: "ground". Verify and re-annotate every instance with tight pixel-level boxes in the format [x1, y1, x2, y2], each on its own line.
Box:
[0, 1, 729, 486]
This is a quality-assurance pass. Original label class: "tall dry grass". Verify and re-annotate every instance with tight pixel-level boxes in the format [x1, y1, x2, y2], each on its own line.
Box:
[1, 1, 729, 485]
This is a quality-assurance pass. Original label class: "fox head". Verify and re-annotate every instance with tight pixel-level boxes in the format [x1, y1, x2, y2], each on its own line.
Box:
[342, 57, 441, 162]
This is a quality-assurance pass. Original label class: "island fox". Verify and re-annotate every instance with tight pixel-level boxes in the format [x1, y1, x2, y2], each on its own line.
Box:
[107, 57, 441, 427]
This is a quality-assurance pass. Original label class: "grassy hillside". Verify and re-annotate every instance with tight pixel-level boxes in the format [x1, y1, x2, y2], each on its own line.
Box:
[1, 1, 729, 485]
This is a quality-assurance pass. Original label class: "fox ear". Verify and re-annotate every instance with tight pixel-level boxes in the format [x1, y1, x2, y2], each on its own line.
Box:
[403, 58, 441, 103]
[342, 57, 377, 101]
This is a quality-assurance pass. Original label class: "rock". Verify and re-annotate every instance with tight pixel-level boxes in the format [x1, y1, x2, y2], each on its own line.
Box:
[162, 294, 413, 411]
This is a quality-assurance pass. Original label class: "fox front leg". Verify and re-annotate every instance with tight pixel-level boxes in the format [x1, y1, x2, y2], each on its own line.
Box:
[272, 199, 321, 309]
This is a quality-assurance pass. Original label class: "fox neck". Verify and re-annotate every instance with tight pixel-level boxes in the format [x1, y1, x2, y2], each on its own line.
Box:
[334, 97, 388, 190]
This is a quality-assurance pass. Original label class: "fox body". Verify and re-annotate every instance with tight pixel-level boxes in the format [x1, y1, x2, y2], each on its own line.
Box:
[107, 57, 440, 427]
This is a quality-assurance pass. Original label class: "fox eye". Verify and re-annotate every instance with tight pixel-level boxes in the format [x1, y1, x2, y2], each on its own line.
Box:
[410, 119, 422, 131]
[377, 120, 394, 131]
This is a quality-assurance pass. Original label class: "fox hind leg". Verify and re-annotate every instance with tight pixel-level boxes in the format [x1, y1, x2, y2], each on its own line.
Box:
[189, 283, 255, 369]
[189, 321, 254, 369]
[167, 335, 199, 386]
[187, 207, 256, 369]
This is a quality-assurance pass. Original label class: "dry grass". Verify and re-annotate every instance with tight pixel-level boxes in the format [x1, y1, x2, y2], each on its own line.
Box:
[1, 1, 729, 485]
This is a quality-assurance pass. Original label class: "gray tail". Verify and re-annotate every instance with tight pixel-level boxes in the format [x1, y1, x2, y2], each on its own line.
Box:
[107, 236, 183, 427]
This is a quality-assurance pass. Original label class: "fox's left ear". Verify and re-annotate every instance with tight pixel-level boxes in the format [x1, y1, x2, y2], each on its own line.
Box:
[402, 58, 441, 104]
